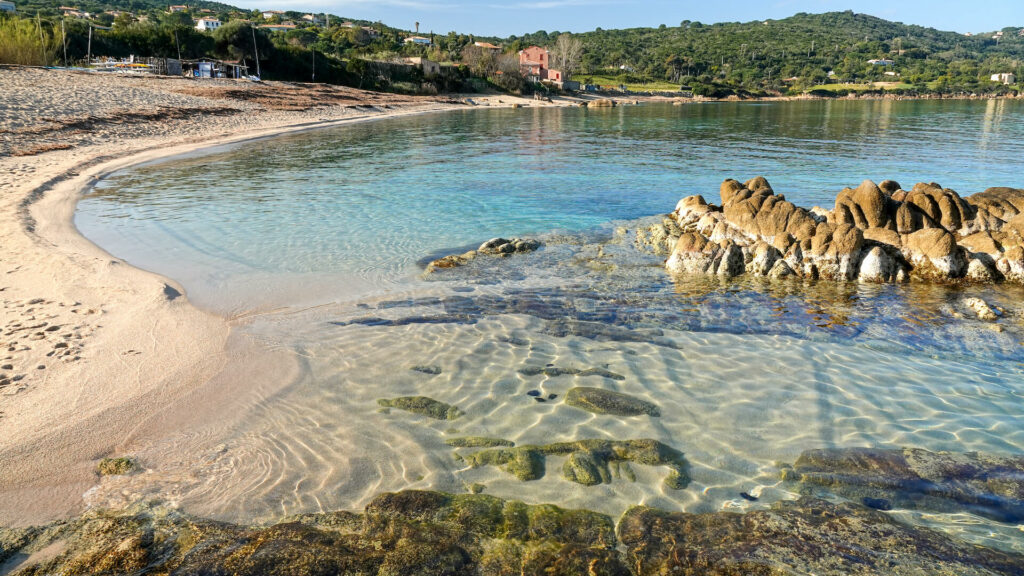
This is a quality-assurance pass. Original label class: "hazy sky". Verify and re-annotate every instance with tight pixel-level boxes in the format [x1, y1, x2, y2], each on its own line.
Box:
[244, 0, 1024, 37]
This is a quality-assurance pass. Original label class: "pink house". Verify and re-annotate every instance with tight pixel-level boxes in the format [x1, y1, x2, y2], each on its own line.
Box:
[519, 46, 567, 83]
[520, 46, 555, 81]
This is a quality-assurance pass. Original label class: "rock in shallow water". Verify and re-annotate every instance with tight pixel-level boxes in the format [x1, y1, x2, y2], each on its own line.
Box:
[564, 387, 660, 417]
[3, 490, 1022, 576]
[618, 496, 1024, 576]
[377, 396, 464, 420]
[781, 446, 1024, 523]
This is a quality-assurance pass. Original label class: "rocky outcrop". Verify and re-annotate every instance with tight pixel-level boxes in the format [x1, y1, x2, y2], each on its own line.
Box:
[780, 447, 1024, 523]
[4, 489, 1023, 576]
[667, 177, 1024, 285]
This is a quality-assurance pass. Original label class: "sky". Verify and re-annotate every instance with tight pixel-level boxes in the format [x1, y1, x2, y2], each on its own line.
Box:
[243, 0, 1024, 37]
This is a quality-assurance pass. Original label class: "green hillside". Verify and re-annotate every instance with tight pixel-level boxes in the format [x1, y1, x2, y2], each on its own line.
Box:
[509, 11, 1023, 94]
[2, 2, 1022, 96]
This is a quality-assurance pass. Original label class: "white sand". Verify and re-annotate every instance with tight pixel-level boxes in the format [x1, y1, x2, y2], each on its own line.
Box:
[0, 67, 577, 526]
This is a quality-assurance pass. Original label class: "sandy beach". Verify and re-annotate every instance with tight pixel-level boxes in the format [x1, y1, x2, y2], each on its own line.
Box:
[0, 66, 583, 526]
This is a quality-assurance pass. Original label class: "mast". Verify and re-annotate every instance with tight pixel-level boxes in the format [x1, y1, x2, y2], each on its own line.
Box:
[251, 26, 261, 78]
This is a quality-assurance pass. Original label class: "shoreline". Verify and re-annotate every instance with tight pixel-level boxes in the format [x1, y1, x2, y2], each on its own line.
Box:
[0, 67, 536, 526]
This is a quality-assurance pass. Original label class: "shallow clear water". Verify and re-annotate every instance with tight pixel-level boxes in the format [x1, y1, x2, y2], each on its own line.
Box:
[76, 101, 1024, 551]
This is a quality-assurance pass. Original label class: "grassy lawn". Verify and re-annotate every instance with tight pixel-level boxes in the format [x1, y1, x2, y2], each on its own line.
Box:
[577, 75, 683, 92]
[809, 82, 916, 92]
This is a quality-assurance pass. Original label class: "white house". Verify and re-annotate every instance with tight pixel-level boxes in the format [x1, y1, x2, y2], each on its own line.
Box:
[261, 10, 284, 19]
[0, 1, 16, 13]
[195, 17, 221, 31]
[167, 5, 187, 13]
[404, 36, 432, 45]
[991, 73, 1017, 85]
[867, 58, 894, 66]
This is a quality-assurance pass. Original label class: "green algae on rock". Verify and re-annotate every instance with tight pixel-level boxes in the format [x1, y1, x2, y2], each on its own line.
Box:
[5, 490, 1023, 576]
[780, 446, 1024, 523]
[617, 496, 1024, 576]
[0, 491, 625, 576]
[96, 457, 136, 476]
[446, 437, 515, 448]
[518, 366, 626, 380]
[564, 387, 661, 417]
[461, 439, 689, 490]
[377, 396, 464, 420]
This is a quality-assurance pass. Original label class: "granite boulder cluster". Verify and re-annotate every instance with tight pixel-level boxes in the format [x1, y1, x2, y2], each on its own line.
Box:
[664, 177, 1024, 284]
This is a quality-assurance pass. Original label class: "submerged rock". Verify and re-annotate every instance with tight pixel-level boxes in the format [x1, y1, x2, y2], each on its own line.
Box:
[411, 364, 442, 375]
[377, 396, 464, 420]
[564, 387, 661, 417]
[781, 447, 1024, 523]
[618, 496, 1024, 576]
[0, 491, 629, 576]
[446, 437, 515, 448]
[667, 177, 1024, 285]
[461, 439, 688, 490]
[5, 490, 1023, 576]
[519, 366, 625, 380]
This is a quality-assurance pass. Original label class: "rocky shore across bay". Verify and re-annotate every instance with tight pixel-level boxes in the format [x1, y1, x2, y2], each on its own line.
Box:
[659, 177, 1024, 285]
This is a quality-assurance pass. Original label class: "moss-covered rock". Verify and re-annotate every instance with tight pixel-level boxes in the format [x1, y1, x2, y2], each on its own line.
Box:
[377, 396, 464, 420]
[564, 387, 660, 417]
[618, 497, 1024, 576]
[446, 437, 515, 448]
[462, 439, 689, 490]
[96, 457, 136, 476]
[4, 490, 1024, 576]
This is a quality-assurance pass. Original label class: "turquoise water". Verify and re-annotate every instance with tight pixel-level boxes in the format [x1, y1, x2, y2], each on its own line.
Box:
[76, 101, 1024, 551]
[79, 99, 1024, 311]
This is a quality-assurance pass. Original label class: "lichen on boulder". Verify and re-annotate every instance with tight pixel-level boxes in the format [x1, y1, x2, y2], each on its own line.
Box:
[377, 396, 464, 420]
[564, 387, 661, 417]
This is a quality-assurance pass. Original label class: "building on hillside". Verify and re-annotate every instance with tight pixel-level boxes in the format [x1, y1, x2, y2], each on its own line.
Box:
[404, 36, 432, 45]
[340, 21, 356, 28]
[62, 7, 91, 18]
[1019, 28, 1024, 37]
[168, 5, 187, 13]
[867, 58, 894, 66]
[195, 17, 221, 31]
[105, 10, 131, 17]
[261, 10, 284, 18]
[302, 13, 321, 24]
[519, 45, 550, 81]
[0, 1, 16, 13]
[362, 26, 379, 37]
[260, 23, 295, 32]
[991, 73, 1016, 85]
[406, 57, 441, 77]
[474, 41, 501, 52]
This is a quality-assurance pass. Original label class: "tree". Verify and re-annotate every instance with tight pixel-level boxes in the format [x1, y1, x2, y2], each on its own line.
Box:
[550, 33, 582, 79]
